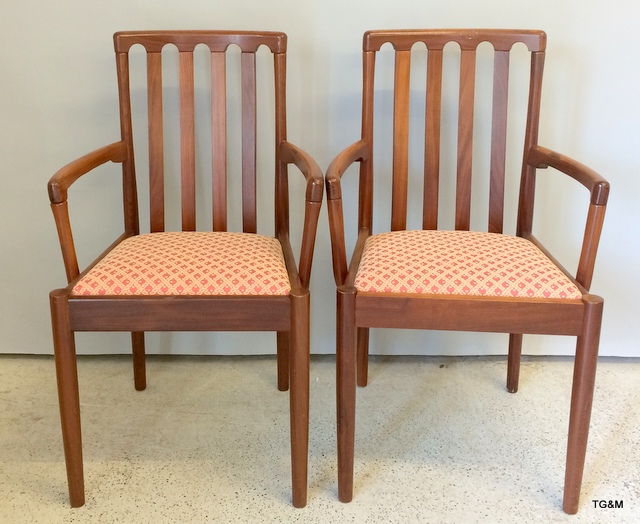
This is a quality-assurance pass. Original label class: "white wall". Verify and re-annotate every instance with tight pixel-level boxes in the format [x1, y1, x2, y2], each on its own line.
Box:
[1, 1, 638, 357]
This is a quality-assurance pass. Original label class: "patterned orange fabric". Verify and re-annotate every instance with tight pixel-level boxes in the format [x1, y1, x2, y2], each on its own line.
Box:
[354, 230, 582, 299]
[72, 232, 291, 296]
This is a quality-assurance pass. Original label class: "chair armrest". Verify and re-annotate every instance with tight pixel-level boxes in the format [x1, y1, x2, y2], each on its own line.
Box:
[280, 141, 324, 202]
[325, 139, 370, 200]
[48, 141, 129, 283]
[325, 139, 371, 286]
[279, 141, 324, 290]
[48, 141, 129, 204]
[524, 145, 610, 291]
[527, 145, 609, 206]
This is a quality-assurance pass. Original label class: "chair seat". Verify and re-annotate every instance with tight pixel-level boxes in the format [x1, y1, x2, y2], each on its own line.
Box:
[354, 230, 582, 299]
[72, 232, 291, 296]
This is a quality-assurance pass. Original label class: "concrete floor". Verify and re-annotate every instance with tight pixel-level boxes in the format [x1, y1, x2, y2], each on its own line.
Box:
[0, 354, 638, 523]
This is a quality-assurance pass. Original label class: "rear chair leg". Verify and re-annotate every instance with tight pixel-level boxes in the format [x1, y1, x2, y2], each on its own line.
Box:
[289, 291, 309, 508]
[50, 290, 85, 507]
[356, 328, 369, 387]
[507, 333, 523, 393]
[563, 295, 603, 514]
[131, 331, 146, 391]
[277, 331, 290, 391]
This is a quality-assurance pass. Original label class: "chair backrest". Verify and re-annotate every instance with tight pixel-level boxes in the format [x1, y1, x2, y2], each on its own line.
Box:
[357, 29, 546, 235]
[113, 31, 289, 236]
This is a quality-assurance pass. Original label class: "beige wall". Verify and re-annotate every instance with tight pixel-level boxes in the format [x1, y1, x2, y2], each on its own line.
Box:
[1, 1, 637, 356]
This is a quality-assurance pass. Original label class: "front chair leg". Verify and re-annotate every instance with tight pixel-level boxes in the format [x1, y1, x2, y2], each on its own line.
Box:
[337, 286, 357, 503]
[289, 291, 309, 508]
[50, 290, 85, 507]
[563, 295, 603, 514]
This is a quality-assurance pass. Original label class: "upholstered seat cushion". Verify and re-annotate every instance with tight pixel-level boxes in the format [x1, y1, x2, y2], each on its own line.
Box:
[72, 232, 291, 296]
[354, 230, 582, 299]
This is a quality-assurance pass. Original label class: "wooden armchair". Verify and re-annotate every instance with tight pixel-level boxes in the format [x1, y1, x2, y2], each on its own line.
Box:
[326, 29, 609, 514]
[48, 31, 323, 508]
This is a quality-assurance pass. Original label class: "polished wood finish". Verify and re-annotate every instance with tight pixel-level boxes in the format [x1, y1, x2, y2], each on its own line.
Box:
[48, 31, 323, 508]
[326, 29, 609, 514]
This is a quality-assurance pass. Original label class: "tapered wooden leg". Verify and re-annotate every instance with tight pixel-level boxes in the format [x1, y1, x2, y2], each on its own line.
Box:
[289, 291, 309, 508]
[563, 295, 603, 514]
[277, 331, 290, 392]
[356, 328, 369, 387]
[131, 331, 146, 391]
[337, 286, 357, 503]
[507, 333, 523, 393]
[50, 290, 85, 507]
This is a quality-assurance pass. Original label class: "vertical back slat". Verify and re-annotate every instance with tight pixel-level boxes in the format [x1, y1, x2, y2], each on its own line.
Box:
[241, 52, 257, 233]
[488, 50, 510, 234]
[423, 48, 443, 230]
[517, 50, 546, 237]
[147, 52, 165, 232]
[391, 50, 411, 231]
[455, 48, 476, 231]
[211, 51, 227, 231]
[358, 51, 376, 232]
[116, 51, 140, 236]
[274, 52, 289, 237]
[179, 51, 196, 231]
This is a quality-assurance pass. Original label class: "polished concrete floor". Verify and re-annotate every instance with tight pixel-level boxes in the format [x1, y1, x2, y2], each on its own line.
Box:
[0, 354, 638, 523]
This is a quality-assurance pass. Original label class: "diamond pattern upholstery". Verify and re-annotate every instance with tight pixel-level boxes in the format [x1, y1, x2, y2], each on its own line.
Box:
[72, 232, 291, 296]
[354, 230, 582, 299]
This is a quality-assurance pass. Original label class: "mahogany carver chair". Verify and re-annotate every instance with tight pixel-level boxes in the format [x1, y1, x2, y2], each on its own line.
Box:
[326, 30, 609, 514]
[48, 31, 323, 508]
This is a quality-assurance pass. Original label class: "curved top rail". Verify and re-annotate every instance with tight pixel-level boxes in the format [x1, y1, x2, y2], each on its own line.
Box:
[114, 30, 287, 54]
[363, 29, 546, 53]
